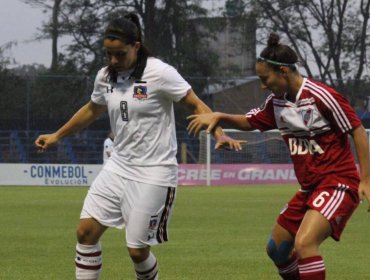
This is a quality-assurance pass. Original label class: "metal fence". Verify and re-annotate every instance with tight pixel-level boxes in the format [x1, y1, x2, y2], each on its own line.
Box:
[0, 129, 201, 164]
[1, 75, 370, 164]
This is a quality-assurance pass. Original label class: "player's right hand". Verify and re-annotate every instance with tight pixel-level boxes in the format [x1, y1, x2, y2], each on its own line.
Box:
[34, 133, 59, 152]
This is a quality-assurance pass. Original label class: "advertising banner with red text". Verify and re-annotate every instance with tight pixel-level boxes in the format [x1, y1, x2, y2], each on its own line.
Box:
[178, 164, 297, 185]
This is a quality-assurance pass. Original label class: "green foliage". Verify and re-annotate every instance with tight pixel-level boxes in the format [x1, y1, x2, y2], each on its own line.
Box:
[30, 75, 90, 124]
[0, 65, 92, 129]
[0, 69, 28, 126]
[252, 0, 370, 105]
[224, 0, 247, 17]
[0, 42, 16, 69]
[32, 0, 220, 82]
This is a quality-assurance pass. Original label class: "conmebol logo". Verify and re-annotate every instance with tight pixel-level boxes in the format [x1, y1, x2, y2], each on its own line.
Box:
[30, 165, 87, 179]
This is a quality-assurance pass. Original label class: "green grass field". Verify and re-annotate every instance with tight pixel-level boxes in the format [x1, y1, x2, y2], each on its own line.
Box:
[0, 185, 369, 280]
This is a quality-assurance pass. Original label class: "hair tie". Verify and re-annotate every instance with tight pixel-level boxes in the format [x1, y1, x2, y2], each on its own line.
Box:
[257, 56, 296, 67]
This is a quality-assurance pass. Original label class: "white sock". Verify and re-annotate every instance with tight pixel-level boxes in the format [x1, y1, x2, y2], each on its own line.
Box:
[75, 242, 102, 280]
[134, 252, 159, 280]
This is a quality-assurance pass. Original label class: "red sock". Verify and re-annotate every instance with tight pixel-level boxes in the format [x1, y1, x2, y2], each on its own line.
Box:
[298, 256, 325, 280]
[276, 253, 300, 280]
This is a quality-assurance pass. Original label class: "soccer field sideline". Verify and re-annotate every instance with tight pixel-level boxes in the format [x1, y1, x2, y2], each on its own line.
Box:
[0, 185, 369, 279]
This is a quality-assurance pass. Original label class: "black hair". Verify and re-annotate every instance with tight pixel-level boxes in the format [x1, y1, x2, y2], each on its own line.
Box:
[104, 13, 152, 81]
[258, 33, 298, 71]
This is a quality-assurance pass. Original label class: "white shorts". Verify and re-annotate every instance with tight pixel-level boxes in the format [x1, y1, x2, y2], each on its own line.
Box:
[80, 169, 177, 248]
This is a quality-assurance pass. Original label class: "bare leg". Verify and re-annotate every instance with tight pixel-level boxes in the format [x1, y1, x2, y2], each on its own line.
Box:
[128, 247, 158, 280]
[267, 223, 299, 279]
[295, 209, 331, 280]
[75, 218, 108, 280]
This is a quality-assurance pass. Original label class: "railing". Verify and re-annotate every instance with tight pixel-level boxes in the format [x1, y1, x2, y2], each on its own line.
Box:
[0, 129, 201, 164]
[0, 130, 107, 164]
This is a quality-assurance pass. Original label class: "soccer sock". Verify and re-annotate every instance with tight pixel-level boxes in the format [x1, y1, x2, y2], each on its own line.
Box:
[298, 256, 325, 280]
[75, 242, 102, 280]
[133, 252, 159, 280]
[276, 253, 300, 280]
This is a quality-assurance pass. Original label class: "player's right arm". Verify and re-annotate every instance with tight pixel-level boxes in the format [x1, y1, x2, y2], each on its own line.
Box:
[187, 112, 254, 135]
[187, 94, 276, 135]
[35, 101, 107, 152]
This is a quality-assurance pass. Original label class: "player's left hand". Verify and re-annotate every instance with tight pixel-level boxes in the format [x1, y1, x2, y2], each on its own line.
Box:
[187, 113, 221, 136]
[214, 134, 246, 151]
[358, 179, 370, 212]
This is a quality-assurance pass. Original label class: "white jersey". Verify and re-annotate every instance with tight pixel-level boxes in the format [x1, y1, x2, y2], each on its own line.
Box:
[91, 57, 191, 187]
[103, 137, 114, 164]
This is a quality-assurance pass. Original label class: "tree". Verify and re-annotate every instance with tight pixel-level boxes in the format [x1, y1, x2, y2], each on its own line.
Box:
[251, 0, 370, 103]
[224, 0, 248, 17]
[55, 0, 218, 82]
[20, 0, 65, 71]
[0, 42, 17, 69]
[13, 1, 219, 132]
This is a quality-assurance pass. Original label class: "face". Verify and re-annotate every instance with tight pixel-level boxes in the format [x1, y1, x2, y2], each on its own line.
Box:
[103, 38, 140, 72]
[255, 62, 288, 97]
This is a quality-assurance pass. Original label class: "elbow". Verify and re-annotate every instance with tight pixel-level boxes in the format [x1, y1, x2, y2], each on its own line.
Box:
[351, 125, 367, 138]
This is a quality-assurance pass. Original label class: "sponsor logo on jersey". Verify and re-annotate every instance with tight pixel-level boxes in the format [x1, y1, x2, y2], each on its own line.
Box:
[133, 85, 148, 100]
[301, 108, 313, 127]
[288, 138, 324, 155]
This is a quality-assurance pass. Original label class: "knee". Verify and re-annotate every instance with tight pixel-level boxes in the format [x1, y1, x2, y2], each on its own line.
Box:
[76, 227, 90, 244]
[76, 225, 98, 244]
[294, 235, 316, 256]
[266, 238, 293, 265]
[128, 247, 150, 263]
[76, 219, 106, 244]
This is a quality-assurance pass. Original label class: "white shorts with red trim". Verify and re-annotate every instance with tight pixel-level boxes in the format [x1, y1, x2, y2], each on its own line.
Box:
[80, 169, 176, 248]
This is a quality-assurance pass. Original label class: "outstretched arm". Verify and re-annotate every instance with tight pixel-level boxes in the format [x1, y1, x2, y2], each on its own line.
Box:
[180, 89, 245, 150]
[35, 101, 107, 152]
[187, 112, 254, 135]
[351, 125, 370, 211]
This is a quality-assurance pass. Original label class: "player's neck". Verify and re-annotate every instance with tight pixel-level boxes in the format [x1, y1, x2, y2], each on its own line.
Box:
[286, 75, 304, 102]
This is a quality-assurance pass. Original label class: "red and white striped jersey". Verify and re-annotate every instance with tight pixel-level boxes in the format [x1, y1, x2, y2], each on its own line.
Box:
[246, 78, 361, 190]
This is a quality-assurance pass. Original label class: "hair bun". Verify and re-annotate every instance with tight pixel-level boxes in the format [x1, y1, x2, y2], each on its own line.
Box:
[267, 32, 280, 48]
[124, 13, 141, 29]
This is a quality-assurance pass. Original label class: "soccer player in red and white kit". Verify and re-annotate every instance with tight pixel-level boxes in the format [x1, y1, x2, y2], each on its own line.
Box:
[35, 13, 243, 280]
[187, 32, 370, 280]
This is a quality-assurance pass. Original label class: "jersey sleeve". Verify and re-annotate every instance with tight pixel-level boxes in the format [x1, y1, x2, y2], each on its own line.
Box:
[91, 68, 108, 105]
[245, 94, 277, 131]
[159, 65, 192, 102]
[313, 85, 362, 134]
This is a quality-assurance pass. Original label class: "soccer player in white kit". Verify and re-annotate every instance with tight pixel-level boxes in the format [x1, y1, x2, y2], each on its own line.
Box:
[187, 33, 370, 280]
[35, 13, 243, 280]
[102, 131, 114, 165]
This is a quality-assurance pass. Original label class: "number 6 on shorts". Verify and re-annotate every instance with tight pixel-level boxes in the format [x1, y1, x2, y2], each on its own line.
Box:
[312, 191, 330, 207]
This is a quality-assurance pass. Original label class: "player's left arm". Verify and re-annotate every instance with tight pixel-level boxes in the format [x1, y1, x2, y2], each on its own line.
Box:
[351, 125, 370, 211]
[319, 87, 370, 210]
[180, 89, 245, 150]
